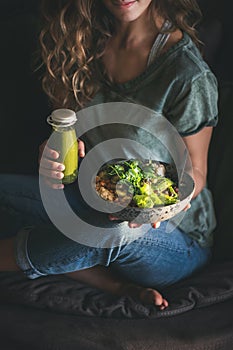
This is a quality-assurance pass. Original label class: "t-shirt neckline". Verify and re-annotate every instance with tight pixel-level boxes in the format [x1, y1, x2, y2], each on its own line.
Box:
[105, 32, 189, 92]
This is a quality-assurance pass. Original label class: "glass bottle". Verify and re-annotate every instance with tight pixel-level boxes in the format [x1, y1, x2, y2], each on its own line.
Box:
[47, 109, 78, 184]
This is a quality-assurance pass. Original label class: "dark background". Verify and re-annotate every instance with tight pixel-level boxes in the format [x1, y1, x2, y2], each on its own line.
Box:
[0, 0, 49, 174]
[0, 0, 232, 174]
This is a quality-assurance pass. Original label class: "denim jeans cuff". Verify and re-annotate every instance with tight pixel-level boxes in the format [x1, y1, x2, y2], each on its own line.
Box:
[14, 227, 46, 279]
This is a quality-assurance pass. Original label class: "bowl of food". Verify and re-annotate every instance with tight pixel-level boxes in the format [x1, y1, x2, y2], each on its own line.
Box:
[95, 159, 195, 224]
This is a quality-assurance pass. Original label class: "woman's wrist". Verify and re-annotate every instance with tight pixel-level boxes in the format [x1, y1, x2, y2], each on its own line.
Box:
[192, 166, 206, 198]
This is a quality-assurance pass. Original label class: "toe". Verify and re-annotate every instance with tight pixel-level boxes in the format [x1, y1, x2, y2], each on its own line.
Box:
[153, 290, 164, 306]
[139, 288, 168, 309]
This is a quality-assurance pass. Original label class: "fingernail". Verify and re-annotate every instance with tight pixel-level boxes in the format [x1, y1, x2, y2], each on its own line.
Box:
[56, 172, 64, 179]
[57, 164, 65, 171]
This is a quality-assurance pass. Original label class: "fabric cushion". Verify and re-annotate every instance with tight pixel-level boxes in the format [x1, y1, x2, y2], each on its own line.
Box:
[1, 261, 233, 319]
[0, 297, 233, 350]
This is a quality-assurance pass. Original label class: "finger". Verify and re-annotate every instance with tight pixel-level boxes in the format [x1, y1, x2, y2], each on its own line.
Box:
[183, 203, 191, 212]
[40, 158, 65, 172]
[151, 222, 161, 229]
[48, 182, 64, 189]
[128, 222, 142, 228]
[109, 215, 142, 227]
[39, 140, 60, 163]
[52, 183, 64, 189]
[109, 215, 122, 221]
[39, 167, 64, 180]
[43, 145, 60, 160]
[43, 177, 64, 190]
[78, 139, 85, 158]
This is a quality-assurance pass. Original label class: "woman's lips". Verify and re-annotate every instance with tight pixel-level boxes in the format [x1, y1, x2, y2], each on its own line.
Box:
[114, 1, 136, 8]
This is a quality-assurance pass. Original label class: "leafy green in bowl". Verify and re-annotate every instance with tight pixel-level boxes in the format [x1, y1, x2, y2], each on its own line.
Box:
[96, 159, 179, 208]
[95, 159, 194, 224]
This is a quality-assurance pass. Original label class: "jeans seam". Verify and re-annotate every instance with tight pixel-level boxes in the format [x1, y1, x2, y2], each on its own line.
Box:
[14, 227, 46, 279]
[132, 239, 189, 254]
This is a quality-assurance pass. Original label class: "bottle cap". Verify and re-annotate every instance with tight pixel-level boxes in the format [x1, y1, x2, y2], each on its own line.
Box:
[47, 109, 77, 127]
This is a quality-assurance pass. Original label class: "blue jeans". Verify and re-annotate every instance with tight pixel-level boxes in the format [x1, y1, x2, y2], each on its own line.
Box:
[0, 174, 211, 288]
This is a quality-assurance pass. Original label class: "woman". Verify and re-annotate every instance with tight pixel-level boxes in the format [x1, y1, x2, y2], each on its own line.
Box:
[0, 0, 218, 310]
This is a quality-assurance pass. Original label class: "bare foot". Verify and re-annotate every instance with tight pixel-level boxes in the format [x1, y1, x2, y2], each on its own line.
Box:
[139, 288, 169, 310]
[66, 267, 168, 310]
[120, 284, 168, 310]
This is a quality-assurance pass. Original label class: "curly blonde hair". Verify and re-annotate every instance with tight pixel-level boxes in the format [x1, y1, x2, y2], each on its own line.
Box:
[40, 0, 202, 110]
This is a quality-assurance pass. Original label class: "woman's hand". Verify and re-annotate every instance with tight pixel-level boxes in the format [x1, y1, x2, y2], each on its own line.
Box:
[109, 215, 161, 229]
[38, 139, 85, 189]
[109, 203, 191, 229]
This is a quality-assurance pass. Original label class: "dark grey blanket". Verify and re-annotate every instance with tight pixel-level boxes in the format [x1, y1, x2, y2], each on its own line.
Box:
[0, 261, 233, 319]
[1, 261, 233, 349]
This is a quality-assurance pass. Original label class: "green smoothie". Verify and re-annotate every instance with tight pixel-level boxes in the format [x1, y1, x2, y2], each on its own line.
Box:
[57, 129, 78, 184]
[47, 109, 78, 185]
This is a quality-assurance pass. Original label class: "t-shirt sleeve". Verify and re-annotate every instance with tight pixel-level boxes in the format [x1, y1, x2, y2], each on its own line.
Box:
[166, 70, 218, 136]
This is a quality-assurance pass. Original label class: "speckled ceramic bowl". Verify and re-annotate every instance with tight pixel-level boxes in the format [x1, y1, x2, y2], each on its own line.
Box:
[96, 161, 195, 224]
[112, 172, 195, 224]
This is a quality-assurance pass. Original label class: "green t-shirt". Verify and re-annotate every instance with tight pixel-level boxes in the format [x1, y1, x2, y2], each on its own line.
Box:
[78, 32, 218, 248]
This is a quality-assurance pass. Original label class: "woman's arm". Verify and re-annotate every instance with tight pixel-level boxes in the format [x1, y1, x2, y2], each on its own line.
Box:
[182, 126, 213, 198]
